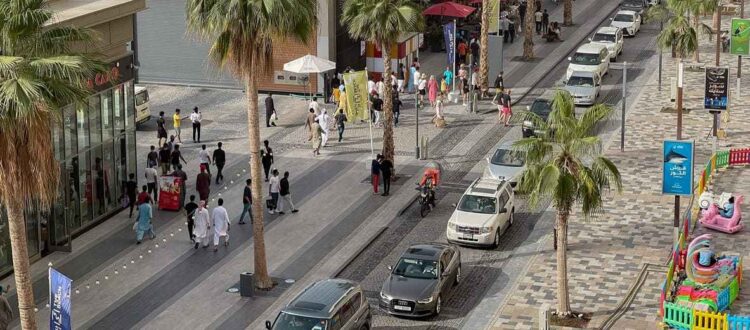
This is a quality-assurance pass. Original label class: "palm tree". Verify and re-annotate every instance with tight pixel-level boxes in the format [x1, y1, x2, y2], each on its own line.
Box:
[0, 0, 100, 328]
[479, 0, 491, 93]
[657, 11, 697, 58]
[341, 0, 423, 165]
[514, 90, 622, 316]
[563, 0, 573, 26]
[186, 0, 317, 289]
[523, 0, 536, 59]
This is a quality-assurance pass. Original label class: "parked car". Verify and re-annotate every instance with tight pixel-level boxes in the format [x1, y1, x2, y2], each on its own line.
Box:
[621, 0, 648, 13]
[563, 71, 601, 106]
[610, 10, 642, 37]
[522, 89, 556, 138]
[589, 26, 624, 62]
[267, 279, 371, 330]
[134, 86, 151, 126]
[565, 43, 610, 82]
[446, 177, 515, 248]
[379, 243, 461, 317]
[483, 141, 525, 184]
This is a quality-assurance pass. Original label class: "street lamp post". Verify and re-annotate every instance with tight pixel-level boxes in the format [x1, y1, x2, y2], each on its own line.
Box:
[415, 93, 420, 159]
[674, 60, 684, 245]
[621, 61, 627, 152]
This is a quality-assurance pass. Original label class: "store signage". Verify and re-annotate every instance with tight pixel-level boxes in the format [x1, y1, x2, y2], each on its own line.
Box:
[662, 140, 694, 196]
[86, 54, 134, 92]
[49, 268, 72, 330]
[443, 22, 455, 66]
[704, 67, 728, 111]
[158, 176, 183, 211]
[730, 18, 750, 56]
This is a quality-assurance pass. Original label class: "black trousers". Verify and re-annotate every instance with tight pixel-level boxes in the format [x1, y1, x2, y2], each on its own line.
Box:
[266, 113, 272, 127]
[128, 194, 137, 217]
[536, 22, 542, 33]
[383, 174, 391, 194]
[215, 163, 225, 183]
[192, 122, 201, 142]
[262, 161, 272, 180]
[187, 218, 194, 240]
[147, 182, 158, 202]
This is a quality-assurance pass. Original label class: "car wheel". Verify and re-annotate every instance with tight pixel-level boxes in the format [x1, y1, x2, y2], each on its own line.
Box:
[434, 295, 442, 315]
[454, 265, 461, 286]
[492, 228, 501, 248]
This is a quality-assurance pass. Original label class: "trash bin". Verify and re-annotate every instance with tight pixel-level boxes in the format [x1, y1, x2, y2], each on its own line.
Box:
[240, 272, 254, 297]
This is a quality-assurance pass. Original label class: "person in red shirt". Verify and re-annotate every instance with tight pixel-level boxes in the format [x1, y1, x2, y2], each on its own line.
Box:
[457, 39, 468, 64]
[137, 185, 152, 205]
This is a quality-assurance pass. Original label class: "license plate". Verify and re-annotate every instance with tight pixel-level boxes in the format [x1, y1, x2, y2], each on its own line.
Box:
[394, 305, 412, 311]
[462, 233, 474, 239]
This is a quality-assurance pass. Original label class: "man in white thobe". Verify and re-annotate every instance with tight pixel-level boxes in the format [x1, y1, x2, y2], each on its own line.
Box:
[317, 109, 331, 147]
[193, 200, 211, 249]
[309, 97, 320, 115]
[212, 198, 230, 251]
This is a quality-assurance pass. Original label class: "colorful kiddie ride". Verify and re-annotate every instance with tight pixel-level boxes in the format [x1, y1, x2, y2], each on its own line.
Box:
[699, 193, 743, 234]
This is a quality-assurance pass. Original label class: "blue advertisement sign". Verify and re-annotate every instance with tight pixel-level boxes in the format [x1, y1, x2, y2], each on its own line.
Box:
[49, 268, 72, 330]
[443, 22, 455, 66]
[662, 140, 695, 196]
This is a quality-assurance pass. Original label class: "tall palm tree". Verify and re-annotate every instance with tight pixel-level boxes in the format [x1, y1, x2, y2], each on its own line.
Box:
[657, 11, 698, 59]
[0, 0, 100, 328]
[186, 0, 317, 289]
[514, 90, 622, 316]
[523, 0, 536, 59]
[341, 0, 423, 165]
[479, 0, 491, 93]
[563, 0, 573, 26]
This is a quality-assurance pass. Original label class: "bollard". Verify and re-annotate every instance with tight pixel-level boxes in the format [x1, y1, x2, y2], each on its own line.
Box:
[539, 304, 550, 330]
[424, 137, 429, 159]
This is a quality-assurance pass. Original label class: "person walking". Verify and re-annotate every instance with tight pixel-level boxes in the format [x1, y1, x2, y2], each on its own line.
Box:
[411, 65, 420, 94]
[196, 166, 211, 203]
[261, 140, 274, 182]
[156, 111, 168, 147]
[173, 108, 182, 143]
[508, 16, 516, 43]
[170, 144, 187, 170]
[126, 173, 138, 218]
[137, 185, 152, 206]
[496, 89, 513, 126]
[443, 67, 453, 92]
[434, 93, 446, 127]
[304, 108, 316, 141]
[535, 8, 543, 35]
[213, 142, 225, 184]
[145, 164, 159, 203]
[277, 171, 299, 214]
[268, 169, 281, 214]
[371, 154, 381, 194]
[190, 107, 202, 143]
[428, 75, 438, 107]
[198, 144, 212, 177]
[393, 94, 403, 127]
[172, 164, 188, 208]
[380, 156, 393, 196]
[501, 16, 510, 43]
[397, 63, 406, 93]
[239, 179, 253, 224]
[519, 1, 527, 29]
[417, 73, 427, 104]
[371, 93, 383, 127]
[211, 198, 230, 251]
[338, 86, 348, 119]
[311, 120, 323, 156]
[470, 38, 480, 66]
[334, 109, 347, 142]
[184, 195, 199, 243]
[309, 96, 320, 115]
[542, 9, 550, 34]
[135, 201, 155, 245]
[147, 145, 159, 168]
[457, 39, 467, 64]
[193, 200, 210, 249]
[494, 72, 504, 95]
[265, 93, 276, 127]
[317, 109, 331, 147]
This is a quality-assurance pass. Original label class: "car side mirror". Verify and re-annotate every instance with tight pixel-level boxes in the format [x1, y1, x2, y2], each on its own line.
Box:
[388, 265, 392, 271]
[567, 56, 572, 61]
[266, 321, 272, 329]
[486, 157, 490, 164]
[602, 59, 607, 63]
[510, 182, 518, 188]
[500, 207, 508, 213]
[526, 105, 531, 111]
[587, 37, 592, 42]
[610, 17, 614, 21]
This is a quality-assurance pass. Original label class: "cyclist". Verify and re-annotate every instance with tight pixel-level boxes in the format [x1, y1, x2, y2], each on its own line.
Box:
[418, 167, 440, 207]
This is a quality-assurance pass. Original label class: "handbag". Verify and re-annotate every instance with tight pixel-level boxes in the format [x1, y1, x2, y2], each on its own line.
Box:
[120, 195, 131, 209]
[132, 221, 138, 232]
[265, 197, 276, 210]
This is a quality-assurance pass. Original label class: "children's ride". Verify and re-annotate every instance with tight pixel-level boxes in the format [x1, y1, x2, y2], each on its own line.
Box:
[699, 194, 743, 234]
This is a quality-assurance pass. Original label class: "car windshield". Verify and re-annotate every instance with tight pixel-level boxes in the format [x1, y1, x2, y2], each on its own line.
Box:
[593, 33, 616, 42]
[571, 52, 600, 65]
[490, 148, 525, 167]
[614, 14, 634, 22]
[622, 0, 643, 7]
[393, 258, 438, 279]
[530, 100, 552, 119]
[272, 312, 328, 330]
[135, 92, 148, 106]
[567, 76, 595, 87]
[458, 195, 497, 214]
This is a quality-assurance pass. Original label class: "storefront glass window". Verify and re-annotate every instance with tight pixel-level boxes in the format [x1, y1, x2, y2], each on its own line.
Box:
[114, 85, 125, 131]
[64, 105, 77, 158]
[89, 95, 102, 146]
[124, 81, 134, 128]
[101, 90, 114, 141]
[126, 131, 137, 179]
[26, 204, 41, 258]
[76, 105, 89, 150]
[65, 158, 81, 233]
[91, 146, 104, 218]
[101, 142, 117, 210]
[78, 151, 91, 224]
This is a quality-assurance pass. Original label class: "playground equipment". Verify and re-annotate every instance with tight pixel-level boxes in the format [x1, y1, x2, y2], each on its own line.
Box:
[699, 195, 744, 234]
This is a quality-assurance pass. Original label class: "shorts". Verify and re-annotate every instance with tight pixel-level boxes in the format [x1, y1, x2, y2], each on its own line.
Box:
[157, 128, 167, 139]
[501, 106, 512, 115]
[419, 89, 426, 96]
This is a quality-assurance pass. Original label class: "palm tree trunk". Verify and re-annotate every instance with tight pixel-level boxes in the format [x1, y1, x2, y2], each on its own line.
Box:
[479, 0, 490, 92]
[6, 202, 37, 330]
[713, 8, 720, 66]
[246, 70, 272, 289]
[563, 0, 573, 26]
[693, 14, 701, 62]
[555, 209, 571, 316]
[523, 0, 535, 59]
[381, 43, 395, 165]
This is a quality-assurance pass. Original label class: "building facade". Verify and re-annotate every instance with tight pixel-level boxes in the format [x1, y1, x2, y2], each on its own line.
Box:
[0, 0, 146, 276]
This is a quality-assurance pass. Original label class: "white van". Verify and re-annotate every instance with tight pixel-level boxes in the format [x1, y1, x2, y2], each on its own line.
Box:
[134, 86, 151, 126]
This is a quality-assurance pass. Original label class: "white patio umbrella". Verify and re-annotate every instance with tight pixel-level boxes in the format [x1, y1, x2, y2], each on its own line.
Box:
[283, 54, 336, 100]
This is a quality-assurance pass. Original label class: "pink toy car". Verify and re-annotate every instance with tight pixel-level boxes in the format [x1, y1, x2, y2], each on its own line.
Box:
[700, 195, 743, 234]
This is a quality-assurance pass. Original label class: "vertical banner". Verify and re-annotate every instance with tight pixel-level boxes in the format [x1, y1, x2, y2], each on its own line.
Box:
[343, 71, 370, 121]
[704, 67, 729, 110]
[443, 22, 455, 66]
[49, 268, 72, 330]
[488, 0, 500, 33]
[662, 140, 695, 196]
[730, 18, 750, 56]
[158, 176, 182, 211]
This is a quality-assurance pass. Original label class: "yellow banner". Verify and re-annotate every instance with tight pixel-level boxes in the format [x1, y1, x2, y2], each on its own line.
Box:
[343, 70, 369, 121]
[488, 0, 499, 33]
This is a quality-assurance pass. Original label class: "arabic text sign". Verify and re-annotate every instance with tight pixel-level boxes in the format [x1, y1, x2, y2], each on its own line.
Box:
[704, 67, 728, 111]
[730, 18, 750, 56]
[662, 140, 694, 196]
[343, 71, 370, 121]
[49, 268, 72, 330]
[443, 22, 455, 66]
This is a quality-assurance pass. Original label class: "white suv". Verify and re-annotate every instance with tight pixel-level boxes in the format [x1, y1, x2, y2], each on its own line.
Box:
[610, 10, 641, 37]
[446, 178, 515, 248]
[565, 43, 610, 82]
[589, 26, 623, 62]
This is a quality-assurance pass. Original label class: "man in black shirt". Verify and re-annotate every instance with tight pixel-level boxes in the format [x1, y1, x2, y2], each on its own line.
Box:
[392, 94, 403, 127]
[213, 142, 226, 184]
[172, 164, 188, 208]
[126, 173, 138, 218]
[470, 39, 480, 66]
[265, 94, 275, 127]
[239, 179, 253, 224]
[184, 195, 199, 243]
[278, 171, 298, 214]
[371, 94, 383, 127]
[371, 154, 382, 194]
[158, 145, 171, 175]
[171, 144, 187, 169]
[147, 145, 159, 168]
[261, 140, 273, 182]
[380, 157, 394, 196]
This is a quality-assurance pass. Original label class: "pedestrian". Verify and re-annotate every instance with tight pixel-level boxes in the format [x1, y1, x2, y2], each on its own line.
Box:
[471, 67, 479, 94]
[390, 71, 397, 90]
[135, 201, 155, 245]
[443, 67, 453, 92]
[457, 39, 467, 64]
[412, 65, 420, 94]
[184, 195, 198, 242]
[535, 8, 543, 34]
[156, 111, 168, 147]
[196, 166, 211, 203]
[304, 108, 316, 141]
[508, 17, 516, 43]
[277, 171, 299, 214]
[332, 83, 341, 105]
[211, 198, 230, 251]
[542, 9, 549, 34]
[397, 63, 406, 93]
[190, 107, 202, 143]
[380, 156, 393, 196]
[172, 164, 188, 207]
[412, 57, 421, 70]
[417, 73, 427, 104]
[393, 94, 403, 127]
[368, 76, 376, 95]
[173, 108, 182, 143]
[501, 16, 510, 43]
[261, 140, 274, 181]
[317, 108, 331, 146]
[371, 154, 381, 194]
[496, 89, 513, 126]
[519, 1, 527, 29]
[428, 75, 438, 107]
[171, 144, 187, 170]
[434, 93, 446, 127]
[311, 120, 323, 156]
[193, 200, 210, 249]
[145, 164, 159, 203]
[371, 93, 383, 127]
[239, 179, 252, 225]
[147, 145, 159, 168]
[376, 78, 384, 99]
[338, 87, 348, 119]
[334, 109, 347, 142]
[494, 72, 504, 94]
[213, 142, 225, 184]
[268, 169, 280, 214]
[470, 38, 480, 65]
[126, 173, 138, 218]
[265, 93, 276, 127]
[198, 144, 212, 177]
[458, 65, 468, 105]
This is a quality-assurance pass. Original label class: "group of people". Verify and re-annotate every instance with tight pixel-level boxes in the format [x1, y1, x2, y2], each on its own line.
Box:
[184, 196, 231, 251]
[492, 73, 513, 127]
[370, 154, 395, 196]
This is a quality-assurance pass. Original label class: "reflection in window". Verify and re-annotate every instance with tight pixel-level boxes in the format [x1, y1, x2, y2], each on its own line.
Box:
[64, 105, 77, 157]
[114, 85, 125, 131]
[101, 90, 113, 141]
[78, 151, 91, 224]
[91, 146, 104, 218]
[89, 95, 102, 146]
[76, 105, 89, 150]
[102, 142, 117, 210]
[125, 81, 134, 128]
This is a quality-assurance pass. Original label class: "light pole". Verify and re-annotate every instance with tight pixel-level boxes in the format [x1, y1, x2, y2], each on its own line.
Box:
[674, 60, 684, 245]
[621, 61, 627, 152]
[415, 93, 420, 159]
[658, 21, 663, 91]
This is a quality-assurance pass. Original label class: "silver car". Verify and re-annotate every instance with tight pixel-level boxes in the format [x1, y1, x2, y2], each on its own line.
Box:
[483, 142, 525, 184]
[564, 71, 601, 106]
[379, 243, 461, 317]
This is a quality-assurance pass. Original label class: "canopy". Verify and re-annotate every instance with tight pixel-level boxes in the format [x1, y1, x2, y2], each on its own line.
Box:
[283, 54, 336, 74]
[423, 1, 476, 18]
